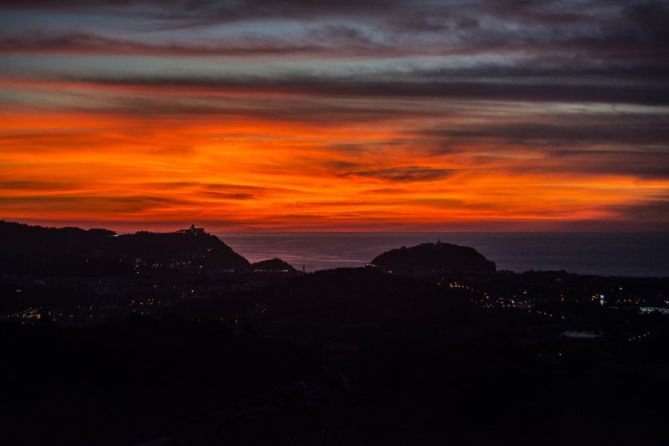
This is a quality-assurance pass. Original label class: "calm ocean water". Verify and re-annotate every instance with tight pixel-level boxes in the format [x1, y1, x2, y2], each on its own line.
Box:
[222, 233, 669, 277]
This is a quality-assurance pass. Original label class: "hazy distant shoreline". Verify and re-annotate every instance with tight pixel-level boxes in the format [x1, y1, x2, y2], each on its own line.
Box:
[223, 232, 669, 277]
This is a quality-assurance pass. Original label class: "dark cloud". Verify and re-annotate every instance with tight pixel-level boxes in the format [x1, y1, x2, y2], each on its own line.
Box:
[547, 150, 669, 180]
[418, 117, 669, 147]
[615, 196, 669, 221]
[9, 86, 444, 124]
[464, 149, 669, 181]
[0, 195, 187, 212]
[413, 113, 669, 180]
[64, 73, 669, 105]
[0, 0, 399, 16]
[202, 183, 268, 192]
[139, 182, 271, 197]
[202, 192, 256, 200]
[0, 32, 327, 56]
[343, 167, 454, 182]
[3, 0, 669, 87]
[0, 0, 666, 40]
[624, 1, 669, 44]
[0, 180, 83, 190]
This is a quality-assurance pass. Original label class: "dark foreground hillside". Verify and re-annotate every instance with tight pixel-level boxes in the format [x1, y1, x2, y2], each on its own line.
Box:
[0, 319, 319, 445]
[2, 268, 669, 445]
[1, 222, 669, 445]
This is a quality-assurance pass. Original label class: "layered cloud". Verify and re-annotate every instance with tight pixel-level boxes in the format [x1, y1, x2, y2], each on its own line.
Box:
[0, 0, 668, 230]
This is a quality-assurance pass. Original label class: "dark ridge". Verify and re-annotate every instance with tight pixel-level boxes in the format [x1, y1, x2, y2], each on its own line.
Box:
[0, 221, 249, 275]
[371, 241, 496, 275]
[250, 257, 297, 272]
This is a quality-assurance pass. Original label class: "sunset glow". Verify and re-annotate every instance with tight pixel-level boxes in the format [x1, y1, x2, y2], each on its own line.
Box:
[1, 1, 668, 231]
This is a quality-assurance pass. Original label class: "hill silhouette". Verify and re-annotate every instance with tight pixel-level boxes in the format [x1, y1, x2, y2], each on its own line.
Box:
[0, 221, 249, 275]
[250, 258, 297, 273]
[371, 241, 496, 275]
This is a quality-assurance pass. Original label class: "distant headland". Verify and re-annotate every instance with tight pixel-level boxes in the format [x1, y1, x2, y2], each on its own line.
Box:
[370, 241, 496, 275]
[1, 220, 498, 277]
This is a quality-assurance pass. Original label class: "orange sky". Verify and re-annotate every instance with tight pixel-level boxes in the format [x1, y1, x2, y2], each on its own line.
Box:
[1, 98, 667, 232]
[1, 1, 668, 231]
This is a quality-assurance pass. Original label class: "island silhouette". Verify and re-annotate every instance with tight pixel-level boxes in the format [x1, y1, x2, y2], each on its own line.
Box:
[371, 241, 496, 275]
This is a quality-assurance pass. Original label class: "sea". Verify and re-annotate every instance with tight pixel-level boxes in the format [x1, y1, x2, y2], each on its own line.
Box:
[222, 232, 669, 278]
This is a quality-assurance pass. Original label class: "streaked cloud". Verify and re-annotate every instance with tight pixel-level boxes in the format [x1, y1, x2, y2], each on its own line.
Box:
[0, 0, 668, 230]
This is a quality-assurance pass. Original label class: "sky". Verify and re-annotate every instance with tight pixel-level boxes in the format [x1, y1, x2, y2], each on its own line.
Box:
[0, 0, 668, 232]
